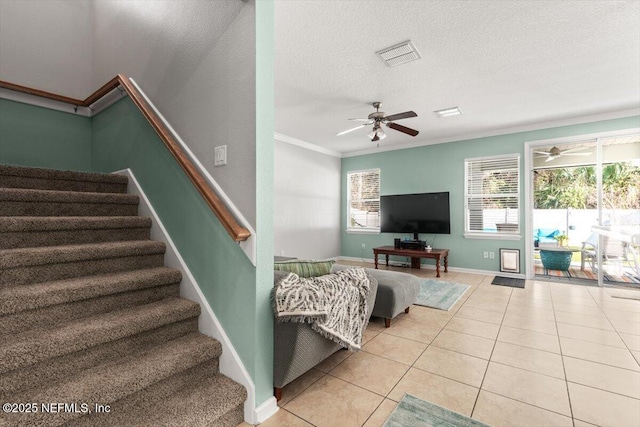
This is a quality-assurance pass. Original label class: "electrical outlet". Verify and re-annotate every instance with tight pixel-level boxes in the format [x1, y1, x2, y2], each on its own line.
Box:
[214, 145, 227, 166]
[489, 252, 495, 259]
[361, 243, 366, 249]
[483, 251, 488, 259]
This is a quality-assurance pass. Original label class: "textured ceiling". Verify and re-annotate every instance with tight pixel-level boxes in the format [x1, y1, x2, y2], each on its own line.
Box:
[274, 1, 640, 156]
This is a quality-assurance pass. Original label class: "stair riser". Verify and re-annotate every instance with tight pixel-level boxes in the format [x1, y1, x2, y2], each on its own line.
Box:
[0, 254, 166, 286]
[0, 176, 128, 194]
[0, 227, 151, 249]
[1, 268, 182, 316]
[0, 201, 138, 217]
[6, 334, 220, 427]
[0, 298, 201, 374]
[210, 406, 245, 427]
[0, 318, 199, 399]
[68, 360, 219, 427]
[1, 284, 180, 336]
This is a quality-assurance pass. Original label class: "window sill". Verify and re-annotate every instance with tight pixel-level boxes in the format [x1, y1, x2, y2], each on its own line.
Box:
[464, 233, 522, 241]
[346, 228, 380, 235]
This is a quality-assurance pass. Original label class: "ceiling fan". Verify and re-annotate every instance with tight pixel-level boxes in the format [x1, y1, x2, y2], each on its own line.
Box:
[534, 146, 592, 162]
[336, 102, 419, 143]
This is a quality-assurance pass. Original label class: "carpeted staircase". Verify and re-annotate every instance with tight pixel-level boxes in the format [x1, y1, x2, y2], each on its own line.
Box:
[0, 164, 247, 427]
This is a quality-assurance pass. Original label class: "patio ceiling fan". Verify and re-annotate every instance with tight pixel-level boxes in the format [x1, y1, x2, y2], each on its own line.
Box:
[534, 146, 592, 162]
[336, 102, 419, 144]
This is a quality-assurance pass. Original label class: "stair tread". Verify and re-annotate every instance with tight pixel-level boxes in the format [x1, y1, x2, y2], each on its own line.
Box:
[0, 164, 128, 185]
[5, 332, 222, 426]
[127, 373, 247, 426]
[0, 267, 182, 315]
[0, 240, 166, 269]
[0, 215, 152, 232]
[0, 187, 138, 204]
[0, 296, 200, 374]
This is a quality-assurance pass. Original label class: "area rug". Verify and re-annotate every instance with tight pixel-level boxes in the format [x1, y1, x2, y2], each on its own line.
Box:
[416, 279, 470, 311]
[491, 276, 525, 288]
[383, 394, 490, 427]
[534, 265, 640, 284]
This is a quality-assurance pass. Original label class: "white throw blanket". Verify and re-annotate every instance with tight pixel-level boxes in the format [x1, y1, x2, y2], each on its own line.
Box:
[272, 267, 371, 351]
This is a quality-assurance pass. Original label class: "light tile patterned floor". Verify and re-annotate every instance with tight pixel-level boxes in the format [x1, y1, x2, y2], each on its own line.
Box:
[240, 260, 640, 427]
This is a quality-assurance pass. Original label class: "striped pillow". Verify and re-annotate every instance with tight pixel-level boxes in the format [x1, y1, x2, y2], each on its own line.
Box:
[273, 260, 335, 278]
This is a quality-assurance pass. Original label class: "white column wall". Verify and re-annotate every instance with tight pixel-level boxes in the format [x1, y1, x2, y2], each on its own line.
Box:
[274, 140, 341, 260]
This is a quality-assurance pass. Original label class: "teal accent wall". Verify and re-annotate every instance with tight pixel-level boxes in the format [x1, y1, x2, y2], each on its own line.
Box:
[91, 97, 263, 394]
[0, 99, 91, 170]
[255, 0, 275, 406]
[341, 115, 640, 273]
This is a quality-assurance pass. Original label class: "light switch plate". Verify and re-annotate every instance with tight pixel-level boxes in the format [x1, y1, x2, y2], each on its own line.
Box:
[214, 145, 227, 166]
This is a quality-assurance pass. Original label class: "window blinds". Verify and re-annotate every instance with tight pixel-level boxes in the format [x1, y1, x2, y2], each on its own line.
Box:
[347, 170, 380, 230]
[465, 156, 520, 234]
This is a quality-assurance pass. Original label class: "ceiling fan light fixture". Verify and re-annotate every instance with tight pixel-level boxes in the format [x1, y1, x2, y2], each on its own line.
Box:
[434, 107, 462, 118]
[368, 126, 386, 142]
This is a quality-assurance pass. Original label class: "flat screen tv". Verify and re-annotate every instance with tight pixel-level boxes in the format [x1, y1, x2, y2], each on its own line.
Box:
[380, 192, 451, 237]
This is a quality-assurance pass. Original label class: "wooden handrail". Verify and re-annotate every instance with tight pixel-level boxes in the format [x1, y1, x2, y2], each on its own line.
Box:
[0, 80, 85, 105]
[0, 76, 251, 242]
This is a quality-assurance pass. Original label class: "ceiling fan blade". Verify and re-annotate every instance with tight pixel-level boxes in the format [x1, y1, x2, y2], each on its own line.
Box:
[386, 122, 419, 137]
[561, 147, 590, 154]
[384, 111, 417, 122]
[545, 156, 557, 162]
[534, 151, 551, 155]
[348, 118, 374, 122]
[336, 124, 368, 136]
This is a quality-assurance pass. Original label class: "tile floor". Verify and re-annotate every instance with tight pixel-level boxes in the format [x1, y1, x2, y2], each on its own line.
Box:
[240, 260, 640, 427]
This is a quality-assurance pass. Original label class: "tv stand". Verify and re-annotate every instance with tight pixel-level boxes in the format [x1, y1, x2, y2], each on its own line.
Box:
[373, 246, 449, 277]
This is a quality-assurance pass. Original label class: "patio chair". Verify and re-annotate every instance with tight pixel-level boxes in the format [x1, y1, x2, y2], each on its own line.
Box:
[580, 233, 629, 272]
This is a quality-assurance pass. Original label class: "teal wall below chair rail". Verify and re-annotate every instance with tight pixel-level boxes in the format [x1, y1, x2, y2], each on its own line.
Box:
[91, 97, 266, 399]
[341, 115, 640, 274]
[0, 99, 92, 170]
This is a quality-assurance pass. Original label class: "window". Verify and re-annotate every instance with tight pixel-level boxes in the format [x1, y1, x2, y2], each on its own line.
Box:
[465, 155, 520, 238]
[347, 169, 380, 232]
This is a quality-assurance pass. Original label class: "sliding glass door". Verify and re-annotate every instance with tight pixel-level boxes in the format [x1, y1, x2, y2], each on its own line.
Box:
[528, 132, 640, 287]
[593, 135, 640, 286]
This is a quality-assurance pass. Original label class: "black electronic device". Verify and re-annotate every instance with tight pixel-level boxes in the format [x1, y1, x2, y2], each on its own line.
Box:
[400, 240, 426, 250]
[394, 238, 401, 249]
[380, 192, 451, 239]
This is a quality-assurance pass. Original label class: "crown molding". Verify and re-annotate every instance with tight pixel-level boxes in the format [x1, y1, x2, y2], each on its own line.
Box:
[274, 132, 342, 158]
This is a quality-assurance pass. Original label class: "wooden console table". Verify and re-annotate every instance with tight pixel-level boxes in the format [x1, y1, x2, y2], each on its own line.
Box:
[373, 246, 449, 277]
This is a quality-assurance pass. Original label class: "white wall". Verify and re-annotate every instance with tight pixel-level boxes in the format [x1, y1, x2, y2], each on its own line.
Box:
[274, 140, 341, 259]
[91, 0, 257, 227]
[0, 0, 93, 98]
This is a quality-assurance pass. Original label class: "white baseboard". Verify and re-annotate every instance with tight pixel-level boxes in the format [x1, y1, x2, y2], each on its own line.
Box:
[114, 168, 267, 424]
[255, 397, 279, 424]
[335, 256, 526, 279]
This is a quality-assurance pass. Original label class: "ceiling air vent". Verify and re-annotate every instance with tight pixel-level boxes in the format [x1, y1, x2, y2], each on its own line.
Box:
[376, 40, 421, 67]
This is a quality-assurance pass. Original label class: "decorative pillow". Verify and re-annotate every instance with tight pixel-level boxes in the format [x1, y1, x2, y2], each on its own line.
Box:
[273, 259, 335, 278]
